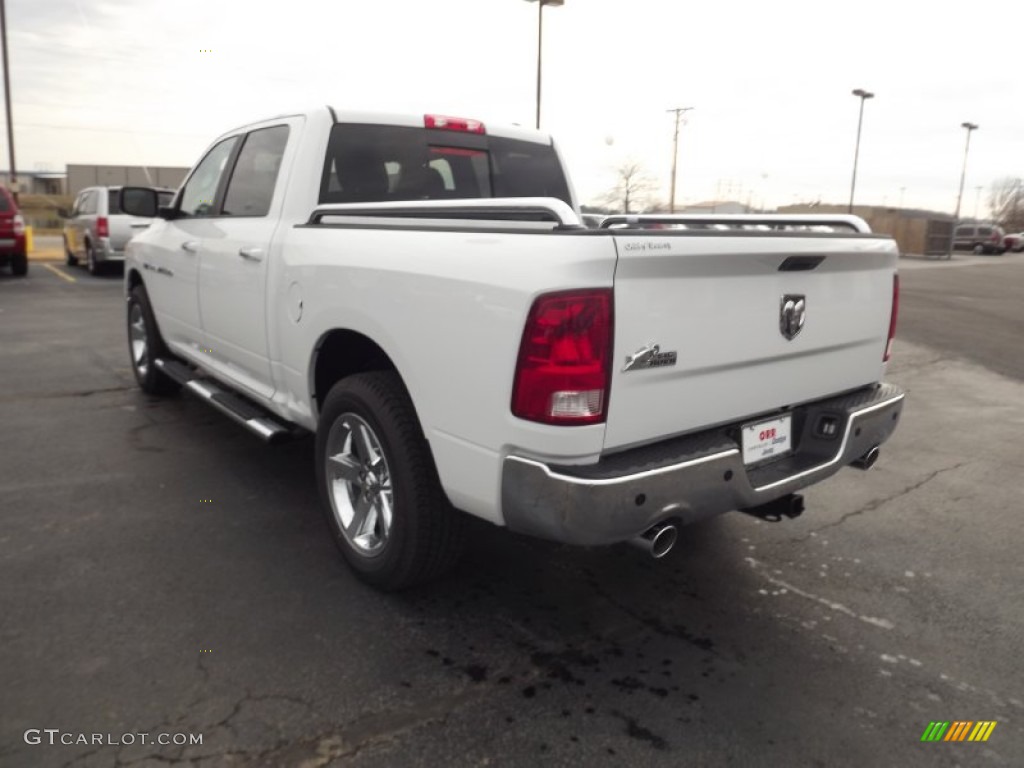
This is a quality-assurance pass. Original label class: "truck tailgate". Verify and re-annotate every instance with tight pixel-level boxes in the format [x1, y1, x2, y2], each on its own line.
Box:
[604, 233, 898, 451]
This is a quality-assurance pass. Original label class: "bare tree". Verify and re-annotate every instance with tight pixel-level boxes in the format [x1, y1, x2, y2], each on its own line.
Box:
[989, 177, 1024, 231]
[598, 161, 660, 214]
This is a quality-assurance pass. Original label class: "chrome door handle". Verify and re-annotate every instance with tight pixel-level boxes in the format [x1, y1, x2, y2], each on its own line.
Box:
[238, 247, 264, 262]
[181, 241, 199, 253]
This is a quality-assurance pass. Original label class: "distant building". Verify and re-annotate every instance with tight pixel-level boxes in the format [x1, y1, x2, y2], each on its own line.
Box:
[0, 171, 67, 195]
[682, 201, 751, 214]
[66, 164, 189, 196]
[778, 203, 954, 256]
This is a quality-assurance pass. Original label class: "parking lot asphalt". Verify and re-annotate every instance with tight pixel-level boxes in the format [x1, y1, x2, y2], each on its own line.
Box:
[1, 259, 1022, 767]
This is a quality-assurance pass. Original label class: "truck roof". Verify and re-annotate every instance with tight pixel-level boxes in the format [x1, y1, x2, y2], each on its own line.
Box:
[215, 106, 553, 147]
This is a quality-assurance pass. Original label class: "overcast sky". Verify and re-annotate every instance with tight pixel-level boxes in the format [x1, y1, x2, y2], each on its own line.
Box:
[4, 0, 1021, 214]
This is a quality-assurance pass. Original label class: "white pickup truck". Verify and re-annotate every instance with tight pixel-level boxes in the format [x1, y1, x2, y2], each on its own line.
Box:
[121, 107, 904, 589]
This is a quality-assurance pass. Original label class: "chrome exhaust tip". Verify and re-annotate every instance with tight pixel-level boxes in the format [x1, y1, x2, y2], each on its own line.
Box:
[629, 522, 678, 559]
[852, 446, 880, 470]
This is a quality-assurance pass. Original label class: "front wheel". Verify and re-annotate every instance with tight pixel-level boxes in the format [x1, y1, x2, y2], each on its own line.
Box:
[127, 285, 180, 395]
[315, 372, 465, 590]
[972, 243, 984, 255]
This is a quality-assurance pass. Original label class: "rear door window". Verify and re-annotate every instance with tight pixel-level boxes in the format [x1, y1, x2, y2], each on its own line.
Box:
[318, 123, 571, 206]
[80, 192, 97, 215]
[221, 125, 290, 217]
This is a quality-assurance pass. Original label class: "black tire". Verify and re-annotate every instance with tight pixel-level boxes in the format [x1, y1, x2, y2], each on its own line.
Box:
[86, 242, 103, 276]
[11, 251, 27, 277]
[64, 236, 78, 266]
[315, 372, 465, 590]
[127, 284, 180, 395]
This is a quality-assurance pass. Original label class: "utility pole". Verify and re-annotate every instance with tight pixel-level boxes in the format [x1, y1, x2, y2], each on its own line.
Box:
[848, 89, 875, 214]
[949, 122, 978, 258]
[523, 0, 565, 130]
[0, 0, 17, 204]
[667, 106, 693, 213]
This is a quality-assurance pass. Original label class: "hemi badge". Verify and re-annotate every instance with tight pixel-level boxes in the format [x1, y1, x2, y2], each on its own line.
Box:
[623, 343, 677, 372]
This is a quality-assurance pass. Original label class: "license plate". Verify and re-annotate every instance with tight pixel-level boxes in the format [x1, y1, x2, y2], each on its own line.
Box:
[741, 415, 792, 465]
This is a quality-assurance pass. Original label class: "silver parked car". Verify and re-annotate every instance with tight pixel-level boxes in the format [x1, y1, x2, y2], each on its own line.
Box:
[63, 186, 174, 275]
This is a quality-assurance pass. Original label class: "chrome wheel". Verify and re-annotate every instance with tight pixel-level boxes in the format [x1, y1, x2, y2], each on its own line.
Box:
[129, 302, 149, 377]
[325, 413, 393, 556]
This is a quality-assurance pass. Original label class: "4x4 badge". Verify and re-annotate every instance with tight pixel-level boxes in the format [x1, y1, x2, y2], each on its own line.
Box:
[623, 343, 677, 372]
[780, 295, 807, 340]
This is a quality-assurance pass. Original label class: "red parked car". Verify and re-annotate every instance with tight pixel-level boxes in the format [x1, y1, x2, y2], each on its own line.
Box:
[1002, 232, 1024, 253]
[0, 186, 28, 276]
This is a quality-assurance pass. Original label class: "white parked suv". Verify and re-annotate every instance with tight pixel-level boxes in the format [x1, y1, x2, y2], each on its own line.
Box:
[119, 107, 904, 589]
[63, 186, 174, 275]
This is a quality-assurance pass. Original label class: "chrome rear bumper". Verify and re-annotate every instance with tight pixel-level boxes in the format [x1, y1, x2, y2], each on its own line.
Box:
[501, 383, 905, 546]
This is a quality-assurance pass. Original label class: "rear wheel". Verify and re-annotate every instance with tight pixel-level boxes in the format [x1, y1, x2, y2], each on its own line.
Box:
[127, 284, 180, 395]
[64, 236, 78, 266]
[87, 242, 103, 276]
[11, 251, 27, 276]
[316, 372, 465, 590]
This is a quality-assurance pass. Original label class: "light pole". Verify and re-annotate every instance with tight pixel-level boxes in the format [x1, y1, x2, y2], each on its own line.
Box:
[949, 122, 978, 258]
[0, 0, 17, 204]
[667, 106, 694, 213]
[973, 185, 983, 221]
[848, 88, 874, 214]
[523, 0, 564, 130]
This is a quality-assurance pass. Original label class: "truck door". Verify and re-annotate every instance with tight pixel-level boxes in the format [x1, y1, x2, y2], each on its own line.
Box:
[144, 136, 239, 352]
[197, 120, 297, 400]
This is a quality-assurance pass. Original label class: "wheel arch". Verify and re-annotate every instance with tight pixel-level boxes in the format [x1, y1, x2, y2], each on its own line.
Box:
[310, 329, 412, 423]
[126, 267, 144, 293]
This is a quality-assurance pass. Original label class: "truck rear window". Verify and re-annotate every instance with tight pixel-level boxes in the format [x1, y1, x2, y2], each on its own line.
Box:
[318, 124, 571, 207]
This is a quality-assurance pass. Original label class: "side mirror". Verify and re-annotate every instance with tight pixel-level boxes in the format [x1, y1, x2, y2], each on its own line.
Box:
[157, 206, 178, 220]
[57, 207, 70, 218]
[120, 187, 159, 218]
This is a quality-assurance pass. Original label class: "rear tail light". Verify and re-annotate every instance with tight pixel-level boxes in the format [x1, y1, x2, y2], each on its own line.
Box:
[13, 214, 24, 235]
[424, 114, 486, 134]
[96, 216, 109, 238]
[512, 289, 613, 426]
[884, 274, 899, 362]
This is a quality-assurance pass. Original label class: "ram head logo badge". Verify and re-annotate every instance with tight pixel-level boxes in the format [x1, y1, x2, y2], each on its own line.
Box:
[780, 295, 807, 340]
[623, 343, 677, 372]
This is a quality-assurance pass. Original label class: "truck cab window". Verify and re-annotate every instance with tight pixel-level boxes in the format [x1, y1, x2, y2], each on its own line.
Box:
[178, 137, 239, 217]
[222, 125, 290, 217]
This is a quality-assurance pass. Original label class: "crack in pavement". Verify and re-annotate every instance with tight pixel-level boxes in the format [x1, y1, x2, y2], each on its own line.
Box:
[284, 689, 485, 767]
[791, 461, 970, 542]
[0, 385, 137, 404]
[584, 577, 718, 656]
